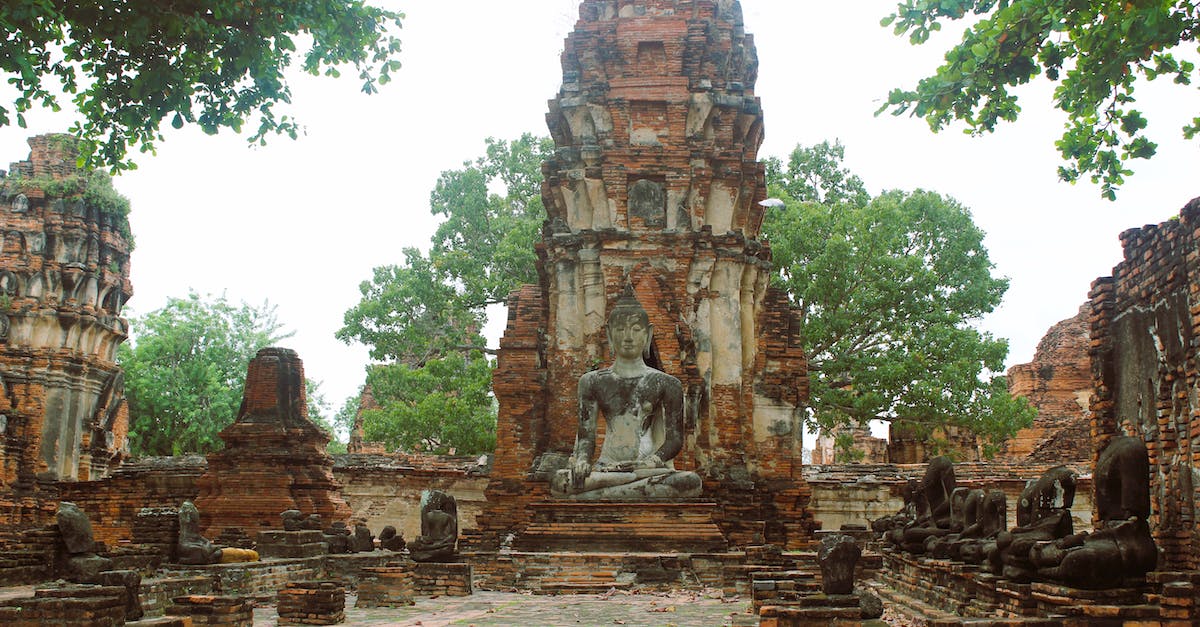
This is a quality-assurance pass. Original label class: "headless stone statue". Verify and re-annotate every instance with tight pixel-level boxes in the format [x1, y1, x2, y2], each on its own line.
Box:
[989, 465, 1075, 580]
[379, 525, 406, 552]
[1032, 436, 1157, 588]
[281, 509, 304, 531]
[56, 502, 144, 620]
[959, 489, 1006, 564]
[353, 523, 375, 552]
[408, 489, 458, 562]
[888, 456, 955, 553]
[324, 521, 353, 554]
[551, 287, 702, 500]
[928, 487, 973, 558]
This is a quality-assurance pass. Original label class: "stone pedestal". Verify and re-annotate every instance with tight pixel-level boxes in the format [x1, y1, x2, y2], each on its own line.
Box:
[258, 530, 329, 559]
[758, 595, 863, 627]
[166, 594, 253, 626]
[277, 581, 345, 625]
[515, 501, 727, 553]
[356, 566, 415, 607]
[1031, 581, 1155, 621]
[410, 562, 473, 597]
[195, 348, 351, 538]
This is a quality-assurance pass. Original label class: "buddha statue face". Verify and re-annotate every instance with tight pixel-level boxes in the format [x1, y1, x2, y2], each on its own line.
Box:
[608, 309, 650, 361]
[606, 287, 652, 362]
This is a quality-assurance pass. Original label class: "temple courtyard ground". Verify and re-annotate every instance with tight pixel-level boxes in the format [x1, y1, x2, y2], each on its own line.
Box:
[250, 588, 753, 626]
[242, 588, 910, 626]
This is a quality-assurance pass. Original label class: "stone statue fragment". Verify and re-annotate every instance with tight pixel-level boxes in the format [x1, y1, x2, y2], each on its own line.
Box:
[818, 534, 861, 595]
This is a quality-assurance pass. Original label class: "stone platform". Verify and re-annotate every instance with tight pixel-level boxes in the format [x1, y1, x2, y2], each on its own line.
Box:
[515, 501, 728, 553]
[873, 549, 1178, 626]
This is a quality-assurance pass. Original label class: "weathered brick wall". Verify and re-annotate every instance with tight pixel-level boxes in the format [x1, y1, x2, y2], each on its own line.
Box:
[334, 453, 488, 541]
[886, 421, 980, 464]
[44, 452, 486, 548]
[0, 134, 134, 538]
[476, 0, 815, 551]
[1003, 304, 1091, 463]
[57, 456, 205, 547]
[1089, 197, 1200, 570]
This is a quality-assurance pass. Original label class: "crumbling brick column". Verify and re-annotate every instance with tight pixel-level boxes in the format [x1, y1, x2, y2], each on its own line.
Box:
[0, 134, 134, 535]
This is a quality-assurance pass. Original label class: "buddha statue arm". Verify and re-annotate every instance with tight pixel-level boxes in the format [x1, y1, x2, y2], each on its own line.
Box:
[651, 375, 685, 465]
[571, 374, 600, 484]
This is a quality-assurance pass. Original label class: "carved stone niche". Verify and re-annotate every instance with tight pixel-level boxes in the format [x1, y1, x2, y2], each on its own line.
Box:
[628, 178, 666, 228]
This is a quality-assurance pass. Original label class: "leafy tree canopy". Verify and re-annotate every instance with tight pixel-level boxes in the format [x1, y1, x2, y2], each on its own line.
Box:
[361, 353, 497, 455]
[120, 291, 339, 456]
[880, 0, 1198, 199]
[337, 134, 551, 365]
[763, 141, 1034, 454]
[338, 135, 550, 454]
[0, 1, 403, 172]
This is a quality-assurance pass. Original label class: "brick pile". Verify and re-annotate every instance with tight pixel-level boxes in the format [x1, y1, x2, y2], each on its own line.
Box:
[410, 561, 473, 597]
[0, 134, 134, 537]
[276, 581, 346, 625]
[473, 0, 815, 558]
[1003, 304, 1092, 463]
[194, 348, 351, 539]
[257, 530, 329, 559]
[167, 594, 253, 626]
[355, 566, 415, 607]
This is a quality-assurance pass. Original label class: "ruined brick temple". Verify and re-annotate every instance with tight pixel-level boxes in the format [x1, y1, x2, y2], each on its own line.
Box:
[476, 0, 815, 551]
[0, 135, 133, 534]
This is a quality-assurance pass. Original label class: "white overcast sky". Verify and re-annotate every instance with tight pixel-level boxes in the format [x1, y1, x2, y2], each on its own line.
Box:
[1, 1, 1196, 425]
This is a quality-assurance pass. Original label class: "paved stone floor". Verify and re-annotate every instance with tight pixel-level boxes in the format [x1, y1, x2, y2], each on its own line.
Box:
[253, 589, 756, 626]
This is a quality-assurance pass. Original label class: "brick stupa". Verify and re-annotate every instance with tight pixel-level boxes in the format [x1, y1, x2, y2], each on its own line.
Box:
[0, 135, 134, 533]
[475, 0, 816, 550]
[194, 347, 350, 538]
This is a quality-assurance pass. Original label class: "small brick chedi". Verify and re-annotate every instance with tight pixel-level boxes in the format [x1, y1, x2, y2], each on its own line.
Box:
[194, 348, 351, 539]
[480, 0, 814, 549]
[0, 135, 133, 531]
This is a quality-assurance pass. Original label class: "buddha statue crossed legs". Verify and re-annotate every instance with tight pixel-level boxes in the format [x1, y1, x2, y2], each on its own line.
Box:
[551, 287, 702, 501]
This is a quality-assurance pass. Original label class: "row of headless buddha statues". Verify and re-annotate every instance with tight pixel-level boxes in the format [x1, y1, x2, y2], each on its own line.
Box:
[874, 435, 1158, 589]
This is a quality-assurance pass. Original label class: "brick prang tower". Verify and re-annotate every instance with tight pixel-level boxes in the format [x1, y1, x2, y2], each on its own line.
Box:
[477, 0, 816, 550]
[0, 134, 134, 534]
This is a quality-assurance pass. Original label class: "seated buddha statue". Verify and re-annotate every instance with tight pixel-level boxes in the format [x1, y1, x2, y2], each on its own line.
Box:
[551, 287, 702, 501]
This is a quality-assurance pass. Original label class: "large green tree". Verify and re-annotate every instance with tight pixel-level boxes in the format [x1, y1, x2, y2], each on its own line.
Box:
[120, 292, 294, 456]
[1, 1, 403, 171]
[764, 141, 1034, 454]
[359, 353, 496, 455]
[337, 135, 551, 454]
[880, 0, 1198, 199]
